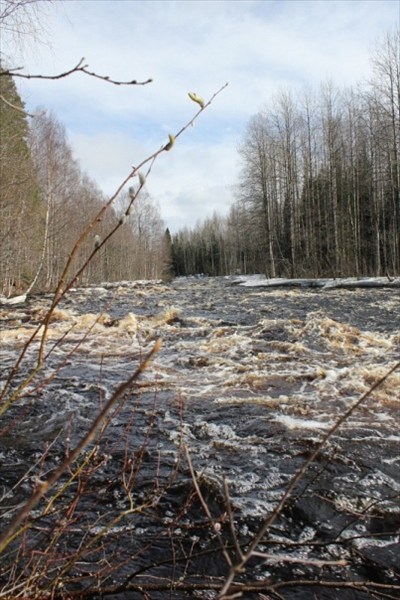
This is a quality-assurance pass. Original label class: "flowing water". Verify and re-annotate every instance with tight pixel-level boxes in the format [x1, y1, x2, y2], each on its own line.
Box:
[0, 276, 399, 599]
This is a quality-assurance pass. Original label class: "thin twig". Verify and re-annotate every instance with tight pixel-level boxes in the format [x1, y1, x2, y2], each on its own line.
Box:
[184, 443, 233, 568]
[217, 359, 400, 598]
[0, 93, 37, 116]
[250, 550, 347, 567]
[0, 339, 162, 552]
[222, 476, 243, 561]
[0, 82, 228, 399]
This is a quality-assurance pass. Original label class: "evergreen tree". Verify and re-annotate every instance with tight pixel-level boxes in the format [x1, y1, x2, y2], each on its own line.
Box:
[0, 69, 44, 295]
[161, 228, 175, 282]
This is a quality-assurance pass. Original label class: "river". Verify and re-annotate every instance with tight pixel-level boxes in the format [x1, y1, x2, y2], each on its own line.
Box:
[0, 276, 399, 599]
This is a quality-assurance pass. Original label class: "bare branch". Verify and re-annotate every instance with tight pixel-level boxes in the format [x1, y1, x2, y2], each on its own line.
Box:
[222, 476, 243, 562]
[250, 550, 347, 567]
[0, 338, 162, 552]
[184, 444, 233, 568]
[0, 58, 153, 86]
[0, 83, 228, 400]
[0, 92, 35, 116]
[217, 359, 400, 598]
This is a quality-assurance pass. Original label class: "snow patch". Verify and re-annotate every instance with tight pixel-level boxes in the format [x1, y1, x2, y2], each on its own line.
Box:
[232, 275, 400, 289]
[273, 415, 333, 430]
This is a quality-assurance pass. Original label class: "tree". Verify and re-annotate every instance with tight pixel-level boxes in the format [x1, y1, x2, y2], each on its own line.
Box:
[174, 32, 399, 280]
[0, 0, 155, 297]
[237, 113, 278, 276]
[369, 29, 400, 275]
[0, 70, 44, 296]
[116, 189, 166, 280]
[161, 227, 175, 281]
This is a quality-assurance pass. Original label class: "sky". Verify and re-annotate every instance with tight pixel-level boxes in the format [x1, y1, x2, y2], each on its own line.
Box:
[3, 0, 399, 233]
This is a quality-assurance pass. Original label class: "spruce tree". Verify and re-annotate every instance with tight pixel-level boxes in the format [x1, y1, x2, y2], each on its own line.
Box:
[0, 68, 44, 295]
[161, 227, 175, 282]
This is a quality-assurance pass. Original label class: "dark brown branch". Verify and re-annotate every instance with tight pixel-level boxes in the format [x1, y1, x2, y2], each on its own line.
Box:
[54, 577, 400, 598]
[0, 58, 153, 86]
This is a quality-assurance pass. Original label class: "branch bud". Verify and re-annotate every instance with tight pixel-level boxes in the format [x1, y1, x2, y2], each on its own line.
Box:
[188, 91, 205, 109]
[164, 134, 175, 151]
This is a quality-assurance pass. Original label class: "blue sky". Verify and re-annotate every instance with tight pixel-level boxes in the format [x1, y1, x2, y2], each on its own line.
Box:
[4, 0, 399, 232]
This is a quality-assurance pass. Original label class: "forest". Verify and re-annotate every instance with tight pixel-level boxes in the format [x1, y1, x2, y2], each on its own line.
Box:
[1, 31, 399, 296]
[172, 32, 399, 280]
[0, 72, 173, 298]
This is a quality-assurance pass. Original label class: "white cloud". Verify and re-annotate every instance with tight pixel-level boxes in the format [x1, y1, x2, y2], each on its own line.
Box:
[5, 0, 398, 231]
[70, 127, 239, 233]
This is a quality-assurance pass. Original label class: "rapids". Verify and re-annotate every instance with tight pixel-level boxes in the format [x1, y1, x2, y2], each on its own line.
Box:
[0, 276, 399, 599]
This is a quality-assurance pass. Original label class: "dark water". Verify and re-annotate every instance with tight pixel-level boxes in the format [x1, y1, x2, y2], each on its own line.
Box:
[0, 277, 399, 599]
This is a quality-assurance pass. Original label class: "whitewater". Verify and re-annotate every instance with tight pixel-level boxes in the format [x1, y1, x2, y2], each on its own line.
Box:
[0, 276, 399, 599]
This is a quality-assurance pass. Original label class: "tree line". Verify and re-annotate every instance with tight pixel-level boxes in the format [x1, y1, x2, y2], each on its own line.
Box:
[172, 31, 399, 279]
[0, 71, 171, 297]
[1, 30, 398, 292]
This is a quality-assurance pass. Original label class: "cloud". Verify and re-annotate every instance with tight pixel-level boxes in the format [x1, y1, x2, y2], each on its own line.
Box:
[5, 0, 398, 231]
[70, 126, 238, 233]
